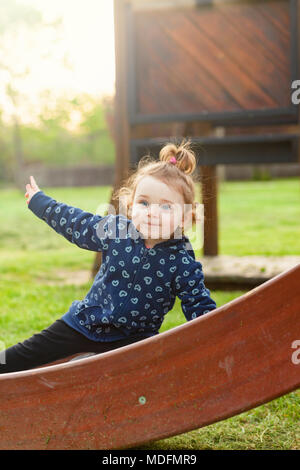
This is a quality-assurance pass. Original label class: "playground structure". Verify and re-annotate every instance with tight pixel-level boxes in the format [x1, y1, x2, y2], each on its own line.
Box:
[117, 0, 299, 242]
[93, 0, 300, 275]
[0, 264, 299, 449]
[0, 0, 299, 450]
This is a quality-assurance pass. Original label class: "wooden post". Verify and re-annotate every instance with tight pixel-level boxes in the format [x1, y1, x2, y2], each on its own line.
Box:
[186, 122, 219, 257]
[92, 0, 131, 277]
[112, 0, 131, 189]
[200, 165, 219, 256]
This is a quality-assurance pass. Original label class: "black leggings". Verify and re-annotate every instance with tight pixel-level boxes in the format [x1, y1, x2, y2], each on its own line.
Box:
[0, 320, 148, 374]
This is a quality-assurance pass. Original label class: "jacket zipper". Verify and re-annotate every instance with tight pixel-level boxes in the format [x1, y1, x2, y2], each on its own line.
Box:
[117, 247, 149, 318]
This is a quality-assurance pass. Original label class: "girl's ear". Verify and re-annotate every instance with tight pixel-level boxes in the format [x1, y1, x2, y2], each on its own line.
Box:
[119, 195, 132, 218]
[127, 201, 133, 218]
[180, 206, 193, 232]
[180, 202, 203, 232]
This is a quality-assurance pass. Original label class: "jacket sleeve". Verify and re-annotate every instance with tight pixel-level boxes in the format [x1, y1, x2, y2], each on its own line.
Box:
[28, 190, 115, 252]
[174, 257, 217, 321]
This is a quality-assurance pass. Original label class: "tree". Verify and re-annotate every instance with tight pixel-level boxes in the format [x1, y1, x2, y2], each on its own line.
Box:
[0, 0, 70, 188]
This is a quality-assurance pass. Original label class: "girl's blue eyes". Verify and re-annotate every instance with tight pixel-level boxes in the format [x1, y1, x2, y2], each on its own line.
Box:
[139, 201, 172, 210]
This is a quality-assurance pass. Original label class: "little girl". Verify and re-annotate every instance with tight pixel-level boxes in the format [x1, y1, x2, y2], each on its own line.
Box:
[0, 141, 217, 373]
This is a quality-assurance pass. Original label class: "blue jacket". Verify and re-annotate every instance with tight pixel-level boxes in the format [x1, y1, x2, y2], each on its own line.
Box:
[28, 191, 217, 342]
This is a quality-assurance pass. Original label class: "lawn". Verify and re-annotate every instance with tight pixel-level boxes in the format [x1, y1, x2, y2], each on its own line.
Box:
[0, 178, 299, 450]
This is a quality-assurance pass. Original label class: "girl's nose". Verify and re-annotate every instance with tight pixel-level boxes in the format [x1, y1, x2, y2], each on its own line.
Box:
[148, 204, 160, 218]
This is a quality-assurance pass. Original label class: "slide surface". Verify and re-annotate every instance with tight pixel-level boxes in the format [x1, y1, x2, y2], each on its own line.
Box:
[0, 264, 299, 449]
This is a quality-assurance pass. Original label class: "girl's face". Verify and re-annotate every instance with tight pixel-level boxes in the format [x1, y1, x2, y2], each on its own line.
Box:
[130, 176, 190, 246]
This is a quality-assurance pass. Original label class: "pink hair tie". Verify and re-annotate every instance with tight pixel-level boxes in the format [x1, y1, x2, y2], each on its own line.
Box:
[169, 156, 177, 165]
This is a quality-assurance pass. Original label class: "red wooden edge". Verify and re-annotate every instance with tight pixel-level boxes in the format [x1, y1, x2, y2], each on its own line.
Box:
[0, 264, 299, 449]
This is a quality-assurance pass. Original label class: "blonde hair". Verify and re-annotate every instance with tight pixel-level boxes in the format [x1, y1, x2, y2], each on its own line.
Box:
[112, 139, 200, 234]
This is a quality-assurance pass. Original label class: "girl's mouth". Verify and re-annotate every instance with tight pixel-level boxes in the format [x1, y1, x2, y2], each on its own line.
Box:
[146, 222, 160, 227]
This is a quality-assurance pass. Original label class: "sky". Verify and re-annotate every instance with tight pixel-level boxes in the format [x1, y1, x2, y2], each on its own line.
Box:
[0, 0, 116, 124]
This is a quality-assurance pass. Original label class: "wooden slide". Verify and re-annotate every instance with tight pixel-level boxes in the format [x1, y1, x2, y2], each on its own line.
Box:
[0, 264, 299, 450]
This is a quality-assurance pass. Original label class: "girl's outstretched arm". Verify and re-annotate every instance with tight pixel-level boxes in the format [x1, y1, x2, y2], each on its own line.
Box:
[25, 176, 115, 252]
[25, 175, 40, 203]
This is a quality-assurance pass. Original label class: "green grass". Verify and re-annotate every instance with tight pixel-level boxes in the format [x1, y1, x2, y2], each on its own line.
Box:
[132, 392, 300, 450]
[217, 178, 300, 256]
[0, 178, 299, 450]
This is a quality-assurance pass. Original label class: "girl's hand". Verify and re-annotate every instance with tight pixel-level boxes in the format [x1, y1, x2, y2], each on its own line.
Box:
[25, 176, 40, 205]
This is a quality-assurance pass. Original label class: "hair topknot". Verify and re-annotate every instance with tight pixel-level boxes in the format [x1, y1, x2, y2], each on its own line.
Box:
[111, 138, 200, 232]
[159, 139, 196, 176]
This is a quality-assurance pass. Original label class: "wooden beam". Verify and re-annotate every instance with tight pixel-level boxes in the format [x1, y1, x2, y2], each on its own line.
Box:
[93, 0, 132, 277]
[200, 164, 218, 256]
[184, 122, 219, 257]
[113, 0, 131, 188]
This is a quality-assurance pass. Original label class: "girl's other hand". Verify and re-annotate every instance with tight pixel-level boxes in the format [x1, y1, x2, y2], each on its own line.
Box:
[25, 176, 40, 205]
